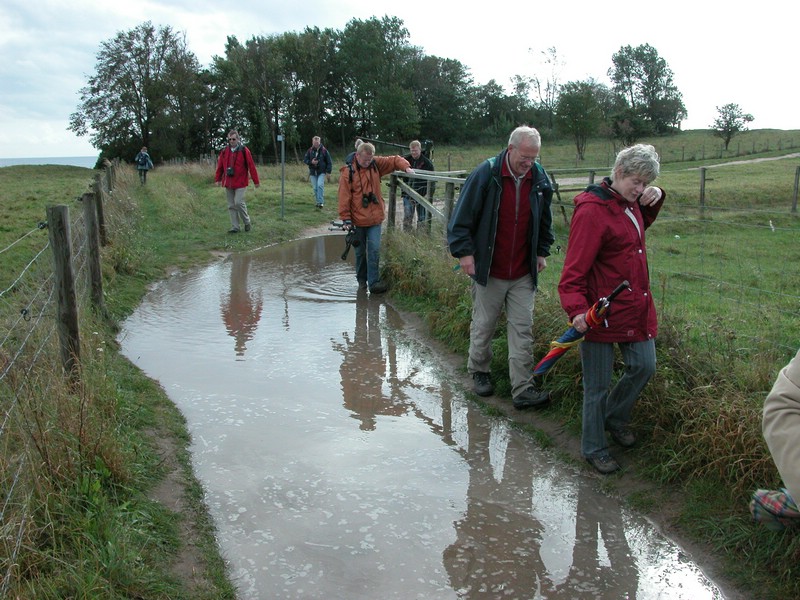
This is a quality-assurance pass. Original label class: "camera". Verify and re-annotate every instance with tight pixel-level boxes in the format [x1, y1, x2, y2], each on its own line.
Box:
[226, 166, 235, 177]
[361, 192, 378, 208]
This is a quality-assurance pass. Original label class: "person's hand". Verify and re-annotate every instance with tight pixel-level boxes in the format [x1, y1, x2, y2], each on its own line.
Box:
[572, 313, 588, 333]
[327, 175, 331, 183]
[536, 256, 547, 273]
[639, 186, 662, 206]
[343, 219, 353, 231]
[254, 183, 260, 189]
[459, 255, 476, 276]
[405, 167, 415, 173]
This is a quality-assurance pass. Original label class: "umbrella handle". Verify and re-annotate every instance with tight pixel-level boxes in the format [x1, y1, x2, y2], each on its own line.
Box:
[606, 280, 630, 302]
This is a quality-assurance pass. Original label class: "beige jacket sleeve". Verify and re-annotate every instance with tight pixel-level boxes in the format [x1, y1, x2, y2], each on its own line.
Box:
[762, 348, 800, 501]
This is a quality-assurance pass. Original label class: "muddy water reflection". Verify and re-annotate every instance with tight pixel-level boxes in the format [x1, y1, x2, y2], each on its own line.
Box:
[119, 235, 725, 599]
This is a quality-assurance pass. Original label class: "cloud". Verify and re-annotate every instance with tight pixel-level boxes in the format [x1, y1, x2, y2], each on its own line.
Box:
[1, 0, 798, 158]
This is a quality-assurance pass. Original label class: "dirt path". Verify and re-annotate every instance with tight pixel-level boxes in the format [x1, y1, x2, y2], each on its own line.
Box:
[151, 224, 748, 599]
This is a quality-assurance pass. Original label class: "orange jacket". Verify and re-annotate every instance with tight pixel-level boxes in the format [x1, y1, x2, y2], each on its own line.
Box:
[338, 155, 410, 227]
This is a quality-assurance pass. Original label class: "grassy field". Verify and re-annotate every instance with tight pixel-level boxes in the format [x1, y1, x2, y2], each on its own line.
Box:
[1, 129, 799, 597]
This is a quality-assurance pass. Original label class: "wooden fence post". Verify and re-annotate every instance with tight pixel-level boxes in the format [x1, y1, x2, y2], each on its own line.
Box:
[93, 173, 108, 246]
[699, 167, 707, 216]
[444, 182, 455, 225]
[82, 192, 106, 317]
[46, 205, 81, 380]
[388, 174, 398, 228]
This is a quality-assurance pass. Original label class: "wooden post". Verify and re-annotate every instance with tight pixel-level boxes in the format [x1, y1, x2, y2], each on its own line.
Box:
[82, 192, 106, 316]
[105, 165, 112, 196]
[699, 167, 707, 216]
[792, 166, 799, 214]
[444, 182, 455, 225]
[423, 181, 433, 234]
[46, 205, 81, 380]
[388, 174, 398, 228]
[93, 173, 108, 246]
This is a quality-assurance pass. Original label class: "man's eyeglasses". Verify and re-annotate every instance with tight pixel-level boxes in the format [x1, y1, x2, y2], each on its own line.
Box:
[228, 138, 238, 142]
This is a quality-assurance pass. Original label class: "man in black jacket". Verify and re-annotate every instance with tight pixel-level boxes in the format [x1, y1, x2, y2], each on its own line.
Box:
[303, 136, 333, 209]
[447, 126, 554, 409]
[401, 140, 434, 231]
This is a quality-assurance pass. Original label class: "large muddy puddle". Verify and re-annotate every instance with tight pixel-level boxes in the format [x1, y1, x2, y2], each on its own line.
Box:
[119, 234, 728, 599]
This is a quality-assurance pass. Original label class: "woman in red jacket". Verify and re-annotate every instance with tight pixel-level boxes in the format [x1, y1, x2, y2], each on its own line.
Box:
[558, 144, 665, 474]
[215, 129, 260, 233]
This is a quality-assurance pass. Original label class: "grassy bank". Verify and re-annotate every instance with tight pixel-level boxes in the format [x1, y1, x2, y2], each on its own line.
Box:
[2, 131, 798, 597]
[381, 149, 800, 597]
[0, 160, 332, 597]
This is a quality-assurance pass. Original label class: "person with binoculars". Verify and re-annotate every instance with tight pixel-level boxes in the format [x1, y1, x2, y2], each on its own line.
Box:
[214, 129, 260, 233]
[337, 142, 413, 294]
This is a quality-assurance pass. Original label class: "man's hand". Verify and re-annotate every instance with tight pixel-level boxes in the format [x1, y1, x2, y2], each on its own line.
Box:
[459, 255, 476, 276]
[536, 256, 548, 273]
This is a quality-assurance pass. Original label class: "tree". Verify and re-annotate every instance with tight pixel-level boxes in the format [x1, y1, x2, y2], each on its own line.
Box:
[608, 44, 686, 133]
[556, 80, 607, 160]
[711, 103, 754, 150]
[407, 55, 473, 143]
[527, 47, 563, 132]
[69, 21, 205, 160]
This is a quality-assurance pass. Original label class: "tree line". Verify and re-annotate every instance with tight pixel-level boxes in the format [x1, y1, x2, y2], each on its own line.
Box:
[71, 17, 750, 165]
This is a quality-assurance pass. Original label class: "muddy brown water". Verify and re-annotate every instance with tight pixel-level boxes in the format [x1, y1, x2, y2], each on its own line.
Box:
[119, 234, 728, 599]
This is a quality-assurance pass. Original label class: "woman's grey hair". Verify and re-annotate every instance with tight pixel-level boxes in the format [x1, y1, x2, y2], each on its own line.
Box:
[612, 144, 660, 182]
[508, 126, 541, 149]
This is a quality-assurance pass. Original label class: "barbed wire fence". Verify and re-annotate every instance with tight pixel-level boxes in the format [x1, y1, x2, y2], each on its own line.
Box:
[0, 162, 118, 595]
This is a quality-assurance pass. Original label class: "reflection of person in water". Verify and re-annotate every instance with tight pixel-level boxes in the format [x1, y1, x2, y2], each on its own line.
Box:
[333, 294, 405, 431]
[443, 408, 553, 597]
[220, 254, 263, 356]
[443, 405, 637, 598]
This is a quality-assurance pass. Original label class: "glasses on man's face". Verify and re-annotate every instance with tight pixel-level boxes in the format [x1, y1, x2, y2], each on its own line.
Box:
[228, 137, 238, 142]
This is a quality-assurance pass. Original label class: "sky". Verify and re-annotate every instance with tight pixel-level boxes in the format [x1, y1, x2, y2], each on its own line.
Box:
[1, 0, 797, 158]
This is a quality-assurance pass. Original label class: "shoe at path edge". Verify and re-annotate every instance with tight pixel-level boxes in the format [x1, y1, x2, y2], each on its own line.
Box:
[513, 384, 551, 409]
[472, 372, 494, 397]
[586, 453, 621, 475]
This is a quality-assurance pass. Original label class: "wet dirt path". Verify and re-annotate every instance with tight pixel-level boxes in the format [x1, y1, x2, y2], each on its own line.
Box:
[119, 234, 728, 599]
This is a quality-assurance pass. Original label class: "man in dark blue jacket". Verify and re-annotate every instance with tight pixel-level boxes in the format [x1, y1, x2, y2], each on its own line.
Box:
[303, 136, 333, 209]
[447, 126, 554, 409]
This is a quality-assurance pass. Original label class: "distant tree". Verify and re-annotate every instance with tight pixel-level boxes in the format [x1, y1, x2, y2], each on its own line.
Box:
[407, 55, 473, 143]
[556, 80, 607, 160]
[711, 103, 754, 150]
[608, 44, 686, 133]
[69, 21, 205, 160]
[610, 106, 651, 147]
[527, 46, 563, 132]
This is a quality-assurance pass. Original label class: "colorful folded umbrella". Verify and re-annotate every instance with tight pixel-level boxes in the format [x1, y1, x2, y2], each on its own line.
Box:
[533, 280, 630, 376]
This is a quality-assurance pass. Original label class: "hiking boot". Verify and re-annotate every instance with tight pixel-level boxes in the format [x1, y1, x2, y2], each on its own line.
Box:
[369, 280, 388, 294]
[472, 372, 494, 397]
[244, 222, 251, 232]
[513, 384, 551, 409]
[228, 228, 240, 234]
[357, 280, 368, 290]
[586, 453, 621, 475]
[608, 427, 636, 448]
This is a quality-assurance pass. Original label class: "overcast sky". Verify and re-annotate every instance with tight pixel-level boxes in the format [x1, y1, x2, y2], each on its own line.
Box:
[1, 0, 796, 158]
